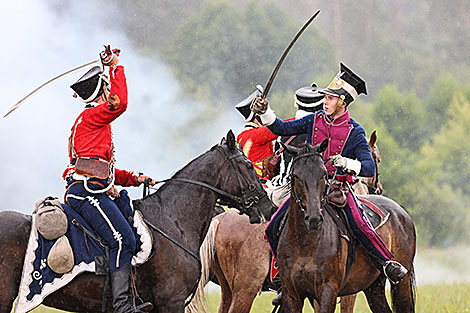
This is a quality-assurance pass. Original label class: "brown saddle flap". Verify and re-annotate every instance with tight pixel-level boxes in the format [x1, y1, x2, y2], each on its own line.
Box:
[326, 181, 349, 207]
[75, 157, 110, 179]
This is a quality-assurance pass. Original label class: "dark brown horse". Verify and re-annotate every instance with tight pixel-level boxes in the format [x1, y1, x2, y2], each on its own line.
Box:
[188, 132, 383, 313]
[0, 130, 273, 313]
[277, 141, 416, 313]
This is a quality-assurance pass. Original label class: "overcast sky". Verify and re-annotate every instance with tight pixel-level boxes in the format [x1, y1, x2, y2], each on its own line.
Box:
[0, 1, 242, 213]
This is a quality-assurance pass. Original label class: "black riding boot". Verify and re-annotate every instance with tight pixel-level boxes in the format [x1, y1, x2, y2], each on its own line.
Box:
[111, 264, 153, 313]
[383, 260, 408, 284]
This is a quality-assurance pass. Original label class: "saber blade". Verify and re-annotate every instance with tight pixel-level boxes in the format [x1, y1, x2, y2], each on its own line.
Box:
[3, 59, 101, 118]
[262, 10, 320, 100]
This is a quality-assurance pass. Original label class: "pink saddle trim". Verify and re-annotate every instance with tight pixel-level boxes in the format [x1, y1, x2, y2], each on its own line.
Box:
[357, 197, 387, 219]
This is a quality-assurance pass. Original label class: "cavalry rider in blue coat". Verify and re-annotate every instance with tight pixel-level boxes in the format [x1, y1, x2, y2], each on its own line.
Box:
[252, 63, 408, 304]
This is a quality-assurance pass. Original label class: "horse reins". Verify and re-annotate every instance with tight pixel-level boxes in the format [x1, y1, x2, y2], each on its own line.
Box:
[144, 145, 267, 215]
[140, 144, 267, 263]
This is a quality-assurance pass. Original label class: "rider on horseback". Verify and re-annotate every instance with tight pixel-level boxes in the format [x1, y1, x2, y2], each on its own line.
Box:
[235, 85, 278, 182]
[63, 46, 155, 313]
[252, 63, 408, 305]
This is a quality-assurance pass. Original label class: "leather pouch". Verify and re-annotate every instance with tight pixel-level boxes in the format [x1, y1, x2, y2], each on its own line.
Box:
[326, 181, 349, 207]
[75, 157, 110, 179]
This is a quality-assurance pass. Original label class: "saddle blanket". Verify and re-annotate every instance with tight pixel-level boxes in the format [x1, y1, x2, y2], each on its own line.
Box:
[15, 205, 153, 313]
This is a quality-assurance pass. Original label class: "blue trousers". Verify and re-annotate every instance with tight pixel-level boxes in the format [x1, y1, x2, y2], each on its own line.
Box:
[65, 180, 135, 272]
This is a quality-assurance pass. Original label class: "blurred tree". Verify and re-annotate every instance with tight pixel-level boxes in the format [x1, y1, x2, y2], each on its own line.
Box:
[410, 93, 470, 245]
[164, 0, 335, 106]
[371, 85, 427, 150]
[423, 73, 467, 136]
[114, 0, 204, 50]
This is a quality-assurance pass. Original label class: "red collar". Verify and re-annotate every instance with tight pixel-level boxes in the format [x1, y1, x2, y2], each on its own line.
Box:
[325, 110, 350, 125]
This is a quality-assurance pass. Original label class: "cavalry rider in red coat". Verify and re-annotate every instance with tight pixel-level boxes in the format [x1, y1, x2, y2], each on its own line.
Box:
[254, 64, 409, 305]
[235, 85, 278, 182]
[63, 46, 154, 313]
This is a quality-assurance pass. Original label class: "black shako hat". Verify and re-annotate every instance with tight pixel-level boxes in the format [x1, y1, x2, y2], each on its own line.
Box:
[235, 85, 264, 121]
[70, 66, 107, 103]
[319, 63, 367, 105]
[294, 83, 324, 112]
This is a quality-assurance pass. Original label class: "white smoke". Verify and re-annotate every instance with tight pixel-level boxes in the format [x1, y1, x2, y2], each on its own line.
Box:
[0, 0, 241, 213]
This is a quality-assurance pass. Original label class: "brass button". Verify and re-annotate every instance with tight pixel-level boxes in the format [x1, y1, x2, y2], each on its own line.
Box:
[314, 135, 317, 138]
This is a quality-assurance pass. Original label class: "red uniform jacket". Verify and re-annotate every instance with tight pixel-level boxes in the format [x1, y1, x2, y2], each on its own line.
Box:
[237, 122, 277, 179]
[63, 65, 139, 187]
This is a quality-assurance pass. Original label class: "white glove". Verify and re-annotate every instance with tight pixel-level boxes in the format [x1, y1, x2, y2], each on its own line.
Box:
[329, 155, 361, 175]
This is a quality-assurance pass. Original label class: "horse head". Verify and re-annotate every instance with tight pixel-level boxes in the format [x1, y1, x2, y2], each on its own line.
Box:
[218, 130, 274, 224]
[283, 139, 328, 230]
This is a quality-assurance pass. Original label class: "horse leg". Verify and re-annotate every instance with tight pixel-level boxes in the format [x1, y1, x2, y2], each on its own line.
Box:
[363, 275, 392, 313]
[227, 290, 258, 313]
[316, 285, 340, 313]
[390, 267, 416, 313]
[212, 256, 232, 313]
[340, 294, 356, 313]
[281, 290, 304, 313]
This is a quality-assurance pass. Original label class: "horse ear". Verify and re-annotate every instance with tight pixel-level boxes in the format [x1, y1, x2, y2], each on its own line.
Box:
[317, 139, 329, 154]
[226, 129, 236, 151]
[281, 141, 302, 156]
[369, 130, 377, 147]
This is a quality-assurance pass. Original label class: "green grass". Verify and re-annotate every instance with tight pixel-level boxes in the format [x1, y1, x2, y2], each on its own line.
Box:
[13, 284, 470, 312]
[203, 283, 470, 313]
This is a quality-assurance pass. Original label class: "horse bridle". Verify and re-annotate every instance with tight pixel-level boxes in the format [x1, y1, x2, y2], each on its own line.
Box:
[144, 144, 267, 216]
[290, 151, 329, 211]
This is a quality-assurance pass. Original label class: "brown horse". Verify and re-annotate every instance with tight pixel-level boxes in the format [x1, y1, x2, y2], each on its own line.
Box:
[277, 141, 416, 313]
[188, 132, 383, 313]
[0, 130, 274, 313]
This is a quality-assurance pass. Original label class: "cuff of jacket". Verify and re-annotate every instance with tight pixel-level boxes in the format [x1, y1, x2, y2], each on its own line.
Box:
[259, 107, 276, 126]
[345, 158, 361, 176]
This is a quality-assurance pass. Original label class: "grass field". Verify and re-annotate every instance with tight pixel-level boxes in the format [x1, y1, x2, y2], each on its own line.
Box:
[23, 283, 470, 313]
[203, 283, 470, 313]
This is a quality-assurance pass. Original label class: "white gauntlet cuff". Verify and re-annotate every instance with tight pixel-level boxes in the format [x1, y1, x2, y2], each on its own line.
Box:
[345, 158, 361, 176]
[259, 107, 276, 126]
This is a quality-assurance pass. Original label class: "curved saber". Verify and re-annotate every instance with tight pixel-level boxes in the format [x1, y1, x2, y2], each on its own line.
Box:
[3, 59, 101, 118]
[262, 10, 320, 100]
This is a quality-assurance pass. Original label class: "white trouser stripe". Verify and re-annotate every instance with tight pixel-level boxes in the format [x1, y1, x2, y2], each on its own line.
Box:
[86, 196, 123, 268]
[66, 194, 85, 201]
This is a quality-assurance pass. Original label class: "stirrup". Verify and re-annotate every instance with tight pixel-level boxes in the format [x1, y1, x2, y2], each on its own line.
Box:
[135, 302, 153, 312]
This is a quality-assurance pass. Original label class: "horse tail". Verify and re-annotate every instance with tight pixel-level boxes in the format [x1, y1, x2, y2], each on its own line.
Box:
[409, 265, 417, 312]
[391, 263, 416, 313]
[185, 218, 220, 313]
